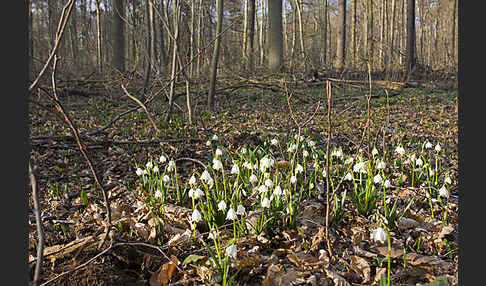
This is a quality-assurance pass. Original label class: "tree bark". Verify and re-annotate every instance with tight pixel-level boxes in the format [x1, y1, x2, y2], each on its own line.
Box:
[167, 0, 180, 122]
[112, 0, 126, 73]
[159, 0, 168, 71]
[95, 0, 103, 73]
[389, 0, 396, 70]
[351, 0, 356, 67]
[335, 0, 346, 71]
[143, 0, 152, 92]
[268, 0, 284, 72]
[207, 0, 224, 110]
[248, 0, 256, 70]
[405, 0, 415, 76]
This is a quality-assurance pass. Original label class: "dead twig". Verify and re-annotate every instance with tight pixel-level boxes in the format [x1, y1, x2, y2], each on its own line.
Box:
[29, 162, 44, 286]
[121, 84, 161, 135]
[324, 81, 334, 261]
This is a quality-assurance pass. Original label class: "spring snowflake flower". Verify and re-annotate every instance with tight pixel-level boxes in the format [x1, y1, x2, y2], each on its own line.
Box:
[295, 164, 304, 174]
[322, 170, 327, 177]
[159, 155, 167, 163]
[226, 208, 237, 220]
[261, 197, 271, 208]
[189, 175, 197, 186]
[146, 161, 153, 169]
[371, 227, 387, 244]
[258, 184, 269, 194]
[167, 160, 175, 172]
[372, 147, 379, 156]
[344, 173, 353, 181]
[345, 157, 354, 165]
[215, 148, 223, 156]
[162, 174, 170, 183]
[218, 200, 227, 211]
[153, 165, 159, 173]
[429, 168, 435, 176]
[200, 170, 212, 182]
[189, 188, 204, 200]
[260, 157, 274, 172]
[376, 160, 386, 170]
[308, 140, 316, 147]
[212, 134, 219, 141]
[395, 146, 405, 155]
[271, 138, 279, 146]
[439, 186, 449, 198]
[240, 147, 247, 154]
[384, 179, 391, 188]
[444, 177, 452, 185]
[332, 149, 343, 158]
[264, 178, 274, 188]
[353, 161, 367, 174]
[231, 163, 240, 175]
[212, 158, 223, 170]
[303, 149, 309, 158]
[415, 157, 424, 167]
[249, 174, 258, 184]
[154, 189, 163, 199]
[191, 209, 202, 223]
[309, 182, 314, 189]
[287, 144, 297, 153]
[373, 174, 383, 184]
[273, 185, 282, 197]
[225, 244, 237, 259]
[206, 140, 211, 147]
[435, 143, 441, 152]
[236, 204, 246, 215]
[208, 229, 217, 240]
[290, 175, 297, 184]
[136, 167, 144, 176]
[425, 141, 433, 149]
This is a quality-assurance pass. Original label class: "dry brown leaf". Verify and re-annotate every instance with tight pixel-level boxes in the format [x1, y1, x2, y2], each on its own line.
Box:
[349, 255, 371, 283]
[397, 218, 420, 230]
[287, 251, 319, 268]
[325, 269, 351, 286]
[233, 255, 265, 268]
[149, 255, 179, 286]
[405, 253, 450, 270]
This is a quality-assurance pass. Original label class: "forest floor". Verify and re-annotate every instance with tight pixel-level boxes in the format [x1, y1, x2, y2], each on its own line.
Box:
[28, 77, 458, 286]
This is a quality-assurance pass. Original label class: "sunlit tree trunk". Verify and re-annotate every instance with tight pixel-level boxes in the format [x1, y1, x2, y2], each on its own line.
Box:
[95, 0, 103, 73]
[248, 0, 256, 70]
[208, 0, 224, 110]
[268, 0, 283, 72]
[112, 0, 126, 72]
[143, 0, 152, 91]
[335, 0, 346, 71]
[405, 0, 415, 76]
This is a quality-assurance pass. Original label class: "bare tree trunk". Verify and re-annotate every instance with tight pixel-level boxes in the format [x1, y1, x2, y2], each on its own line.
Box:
[379, 0, 386, 69]
[351, 0, 357, 68]
[95, 0, 103, 73]
[336, 0, 346, 71]
[259, 0, 265, 67]
[208, 0, 224, 111]
[295, 0, 306, 70]
[28, 0, 34, 79]
[405, 0, 415, 76]
[243, 0, 248, 65]
[150, 0, 156, 69]
[112, 0, 126, 73]
[389, 0, 396, 71]
[167, 0, 180, 122]
[290, 1, 296, 70]
[248, 0, 256, 70]
[69, 4, 79, 69]
[268, 0, 283, 72]
[143, 0, 152, 91]
[196, 0, 203, 77]
[159, 0, 168, 71]
[451, 0, 457, 69]
[190, 0, 195, 76]
[368, 0, 374, 68]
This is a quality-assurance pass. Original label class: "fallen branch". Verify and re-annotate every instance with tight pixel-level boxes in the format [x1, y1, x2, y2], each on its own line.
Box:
[29, 162, 44, 286]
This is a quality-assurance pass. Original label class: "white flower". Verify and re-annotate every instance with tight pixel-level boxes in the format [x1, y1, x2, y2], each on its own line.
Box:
[287, 144, 297, 153]
[189, 175, 197, 186]
[226, 208, 237, 220]
[439, 186, 449, 198]
[444, 177, 452, 185]
[240, 147, 247, 154]
[353, 161, 367, 174]
[162, 174, 170, 183]
[201, 170, 212, 182]
[373, 174, 383, 184]
[371, 227, 387, 244]
[271, 138, 279, 146]
[384, 179, 391, 188]
[425, 141, 433, 149]
[435, 143, 441, 152]
[218, 200, 227, 211]
[260, 157, 274, 172]
[309, 182, 314, 189]
[167, 160, 175, 172]
[429, 169, 435, 176]
[215, 148, 223, 156]
[261, 197, 271, 208]
[212, 134, 219, 141]
[154, 189, 163, 199]
[194, 188, 204, 199]
[322, 170, 327, 177]
[225, 244, 237, 259]
[212, 158, 223, 170]
[136, 167, 144, 176]
[415, 157, 423, 166]
[290, 175, 297, 184]
[344, 173, 353, 181]
[295, 164, 304, 174]
[231, 164, 240, 175]
[376, 161, 386, 170]
[332, 149, 343, 158]
[159, 155, 167, 163]
[240, 188, 247, 197]
[153, 165, 159, 173]
[308, 140, 316, 147]
[191, 209, 202, 223]
[236, 204, 246, 215]
[345, 157, 354, 164]
[249, 174, 258, 184]
[146, 161, 153, 169]
[303, 149, 309, 158]
[372, 147, 379, 156]
[395, 146, 405, 155]
[264, 178, 274, 188]
[208, 229, 217, 240]
[258, 184, 268, 194]
[273, 185, 282, 197]
[206, 140, 211, 147]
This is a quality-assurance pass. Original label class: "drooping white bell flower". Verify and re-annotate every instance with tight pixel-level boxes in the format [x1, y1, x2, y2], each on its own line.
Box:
[264, 178, 274, 188]
[218, 200, 227, 211]
[425, 141, 433, 149]
[191, 209, 202, 223]
[415, 157, 424, 167]
[212, 158, 223, 170]
[295, 164, 304, 174]
[249, 174, 258, 184]
[231, 163, 240, 175]
[215, 148, 223, 156]
[159, 155, 167, 163]
[435, 143, 441, 152]
[444, 177, 452, 185]
[236, 204, 246, 215]
[212, 134, 219, 141]
[154, 189, 163, 199]
[271, 138, 279, 146]
[153, 165, 159, 173]
[371, 227, 387, 244]
[261, 197, 271, 208]
[136, 168, 144, 176]
[344, 173, 353, 181]
[373, 174, 383, 184]
[439, 186, 449, 198]
[273, 185, 282, 197]
[226, 208, 237, 220]
[146, 161, 153, 169]
[200, 170, 212, 182]
[225, 244, 237, 259]
[290, 175, 297, 184]
[372, 147, 379, 156]
[189, 175, 197, 186]
[258, 184, 268, 194]
[395, 146, 405, 155]
[384, 179, 391, 188]
[167, 160, 175, 172]
[376, 160, 386, 170]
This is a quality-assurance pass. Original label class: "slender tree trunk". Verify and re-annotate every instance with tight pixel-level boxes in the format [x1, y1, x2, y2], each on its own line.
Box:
[196, 0, 203, 76]
[28, 0, 34, 78]
[295, 0, 306, 70]
[150, 1, 156, 69]
[190, 0, 195, 76]
[143, 0, 152, 91]
[351, 0, 357, 68]
[95, 0, 103, 73]
[47, 0, 56, 49]
[248, 0, 256, 70]
[69, 6, 79, 69]
[405, 0, 415, 76]
[259, 0, 265, 66]
[379, 0, 386, 69]
[368, 0, 374, 68]
[389, 0, 396, 71]
[336, 0, 346, 71]
[451, 0, 457, 69]
[208, 0, 224, 110]
[167, 0, 180, 122]
[243, 0, 248, 65]
[112, 0, 126, 73]
[268, 0, 284, 72]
